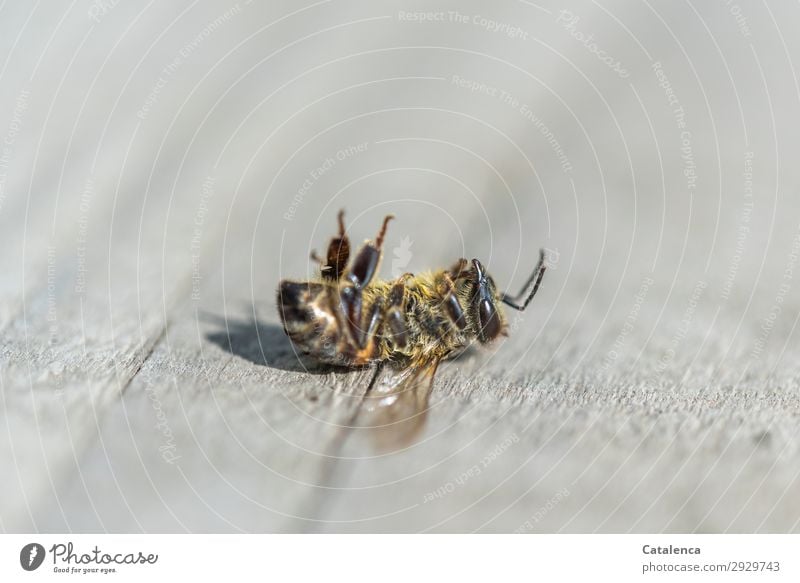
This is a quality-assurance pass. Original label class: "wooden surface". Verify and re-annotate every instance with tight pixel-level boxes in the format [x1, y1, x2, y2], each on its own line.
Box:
[2, 1, 800, 532]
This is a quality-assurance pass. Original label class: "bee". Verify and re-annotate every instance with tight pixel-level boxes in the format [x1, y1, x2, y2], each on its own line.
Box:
[277, 210, 546, 446]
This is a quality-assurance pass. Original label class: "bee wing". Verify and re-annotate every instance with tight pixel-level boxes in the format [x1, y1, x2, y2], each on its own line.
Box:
[360, 356, 441, 451]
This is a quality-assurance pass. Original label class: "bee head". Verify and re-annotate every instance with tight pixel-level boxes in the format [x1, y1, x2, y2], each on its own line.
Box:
[470, 259, 506, 343]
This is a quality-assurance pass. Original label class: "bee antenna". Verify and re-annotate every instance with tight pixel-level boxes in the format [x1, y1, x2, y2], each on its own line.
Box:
[501, 249, 546, 312]
[337, 209, 346, 237]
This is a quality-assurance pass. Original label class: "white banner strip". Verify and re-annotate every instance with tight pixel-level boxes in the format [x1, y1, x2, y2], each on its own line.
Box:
[1, 534, 797, 582]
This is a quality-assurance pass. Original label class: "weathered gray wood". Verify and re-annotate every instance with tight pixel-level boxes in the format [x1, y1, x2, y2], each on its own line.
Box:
[0, 171, 201, 530]
[2, 1, 800, 533]
[31, 278, 380, 532]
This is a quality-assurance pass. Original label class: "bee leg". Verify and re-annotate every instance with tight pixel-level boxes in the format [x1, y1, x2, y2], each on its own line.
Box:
[345, 214, 394, 290]
[321, 210, 351, 280]
[361, 297, 385, 351]
[347, 297, 386, 364]
[375, 213, 394, 249]
[310, 250, 334, 277]
[437, 274, 467, 331]
[339, 284, 364, 348]
[449, 258, 469, 280]
[386, 275, 412, 348]
[340, 215, 394, 350]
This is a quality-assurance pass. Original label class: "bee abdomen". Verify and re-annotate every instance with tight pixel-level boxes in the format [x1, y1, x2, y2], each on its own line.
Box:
[278, 281, 319, 325]
[277, 280, 338, 350]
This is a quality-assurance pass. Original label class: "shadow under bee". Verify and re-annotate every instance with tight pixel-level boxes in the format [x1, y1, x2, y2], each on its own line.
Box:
[203, 311, 341, 375]
[204, 310, 468, 450]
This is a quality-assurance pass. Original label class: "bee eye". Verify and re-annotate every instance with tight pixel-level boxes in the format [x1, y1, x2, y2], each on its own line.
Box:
[477, 299, 502, 342]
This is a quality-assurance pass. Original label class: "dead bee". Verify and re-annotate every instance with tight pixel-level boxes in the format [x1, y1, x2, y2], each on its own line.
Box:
[277, 211, 546, 445]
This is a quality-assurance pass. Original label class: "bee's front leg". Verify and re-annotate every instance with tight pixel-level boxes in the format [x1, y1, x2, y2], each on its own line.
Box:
[321, 210, 351, 281]
[340, 289, 384, 355]
[448, 258, 469, 281]
[339, 284, 364, 348]
[360, 297, 385, 353]
[345, 214, 394, 290]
